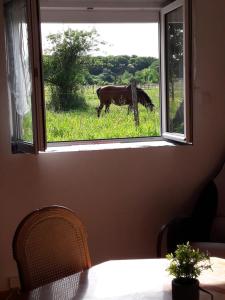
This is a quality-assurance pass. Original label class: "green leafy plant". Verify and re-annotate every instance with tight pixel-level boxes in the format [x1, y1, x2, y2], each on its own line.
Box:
[166, 242, 212, 281]
[43, 29, 101, 111]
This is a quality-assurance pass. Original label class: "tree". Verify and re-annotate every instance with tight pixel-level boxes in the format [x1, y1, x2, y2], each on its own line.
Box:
[119, 70, 133, 85]
[167, 23, 183, 100]
[132, 59, 159, 85]
[99, 68, 114, 84]
[149, 60, 160, 83]
[43, 29, 100, 111]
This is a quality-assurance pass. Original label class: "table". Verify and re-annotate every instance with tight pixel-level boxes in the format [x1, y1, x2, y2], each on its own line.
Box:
[16, 257, 225, 300]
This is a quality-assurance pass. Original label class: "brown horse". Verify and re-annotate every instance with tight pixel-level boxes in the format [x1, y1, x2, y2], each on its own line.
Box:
[96, 85, 154, 117]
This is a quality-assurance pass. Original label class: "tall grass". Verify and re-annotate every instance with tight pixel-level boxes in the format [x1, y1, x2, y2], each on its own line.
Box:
[46, 86, 161, 142]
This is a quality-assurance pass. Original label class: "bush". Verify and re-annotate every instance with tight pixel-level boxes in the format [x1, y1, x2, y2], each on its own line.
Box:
[47, 86, 87, 111]
[43, 29, 100, 111]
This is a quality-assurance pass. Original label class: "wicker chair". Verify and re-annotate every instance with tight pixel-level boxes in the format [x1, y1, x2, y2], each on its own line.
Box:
[13, 206, 91, 292]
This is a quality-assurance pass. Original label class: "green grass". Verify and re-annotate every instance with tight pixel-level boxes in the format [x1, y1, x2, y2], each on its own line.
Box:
[168, 80, 184, 133]
[21, 83, 184, 142]
[46, 86, 161, 142]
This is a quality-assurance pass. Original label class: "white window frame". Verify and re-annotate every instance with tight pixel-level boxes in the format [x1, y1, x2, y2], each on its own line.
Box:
[161, 0, 192, 143]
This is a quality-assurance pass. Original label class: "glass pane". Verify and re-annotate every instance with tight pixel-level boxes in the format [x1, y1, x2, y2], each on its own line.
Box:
[4, 0, 34, 143]
[165, 7, 184, 134]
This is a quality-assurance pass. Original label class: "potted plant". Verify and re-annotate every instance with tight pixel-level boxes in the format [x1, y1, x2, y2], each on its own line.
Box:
[166, 242, 212, 300]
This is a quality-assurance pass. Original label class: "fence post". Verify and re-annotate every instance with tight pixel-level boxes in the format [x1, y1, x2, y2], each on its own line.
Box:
[130, 79, 139, 127]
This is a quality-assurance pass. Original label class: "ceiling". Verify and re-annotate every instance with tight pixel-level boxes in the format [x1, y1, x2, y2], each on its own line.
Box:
[40, 0, 172, 10]
[40, 0, 173, 23]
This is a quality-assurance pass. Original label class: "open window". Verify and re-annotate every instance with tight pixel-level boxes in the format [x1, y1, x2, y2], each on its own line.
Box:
[3, 0, 192, 153]
[3, 0, 45, 153]
[40, 1, 162, 143]
[161, 0, 192, 143]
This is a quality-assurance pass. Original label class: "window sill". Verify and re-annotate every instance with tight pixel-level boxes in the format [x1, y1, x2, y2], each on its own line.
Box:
[42, 139, 175, 153]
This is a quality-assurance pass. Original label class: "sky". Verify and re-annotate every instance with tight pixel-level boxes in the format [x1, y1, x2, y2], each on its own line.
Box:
[41, 23, 159, 58]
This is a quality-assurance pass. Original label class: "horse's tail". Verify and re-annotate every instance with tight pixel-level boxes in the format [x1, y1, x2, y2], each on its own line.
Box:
[96, 87, 101, 99]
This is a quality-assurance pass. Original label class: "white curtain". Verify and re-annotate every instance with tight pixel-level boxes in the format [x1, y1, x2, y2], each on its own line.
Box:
[5, 0, 32, 117]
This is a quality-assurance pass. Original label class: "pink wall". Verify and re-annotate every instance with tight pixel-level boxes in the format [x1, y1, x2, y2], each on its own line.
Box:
[0, 0, 225, 291]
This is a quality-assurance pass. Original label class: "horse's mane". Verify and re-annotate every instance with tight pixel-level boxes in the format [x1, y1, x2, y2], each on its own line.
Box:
[136, 87, 150, 100]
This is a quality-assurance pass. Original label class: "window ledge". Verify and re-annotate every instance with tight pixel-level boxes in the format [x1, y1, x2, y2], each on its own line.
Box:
[42, 140, 175, 153]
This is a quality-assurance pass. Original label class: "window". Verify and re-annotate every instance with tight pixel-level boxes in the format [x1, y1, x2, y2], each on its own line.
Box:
[3, 0, 191, 153]
[41, 22, 160, 142]
[3, 0, 45, 153]
[161, 0, 192, 142]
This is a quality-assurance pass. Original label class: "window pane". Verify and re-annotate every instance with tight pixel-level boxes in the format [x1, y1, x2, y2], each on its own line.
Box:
[4, 0, 34, 143]
[41, 23, 160, 142]
[165, 7, 184, 134]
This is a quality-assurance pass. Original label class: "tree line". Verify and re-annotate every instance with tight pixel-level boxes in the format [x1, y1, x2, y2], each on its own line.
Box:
[43, 53, 159, 87]
[85, 55, 159, 85]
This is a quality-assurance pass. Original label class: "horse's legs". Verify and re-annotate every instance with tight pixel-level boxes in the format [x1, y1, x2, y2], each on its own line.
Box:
[105, 103, 110, 114]
[127, 104, 133, 115]
[97, 103, 104, 117]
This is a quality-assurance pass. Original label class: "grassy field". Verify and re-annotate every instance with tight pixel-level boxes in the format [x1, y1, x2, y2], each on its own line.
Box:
[46, 85, 161, 142]
[21, 83, 184, 143]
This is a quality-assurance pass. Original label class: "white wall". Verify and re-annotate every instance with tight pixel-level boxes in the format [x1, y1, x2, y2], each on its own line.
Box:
[0, 0, 225, 291]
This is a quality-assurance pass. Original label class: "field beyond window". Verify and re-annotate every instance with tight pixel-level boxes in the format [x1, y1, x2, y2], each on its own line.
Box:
[41, 23, 160, 142]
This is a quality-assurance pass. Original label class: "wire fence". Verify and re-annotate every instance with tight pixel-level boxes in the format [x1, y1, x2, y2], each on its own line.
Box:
[44, 83, 159, 99]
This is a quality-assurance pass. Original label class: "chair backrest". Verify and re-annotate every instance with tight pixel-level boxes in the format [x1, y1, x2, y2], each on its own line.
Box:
[13, 206, 91, 291]
[156, 180, 218, 257]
